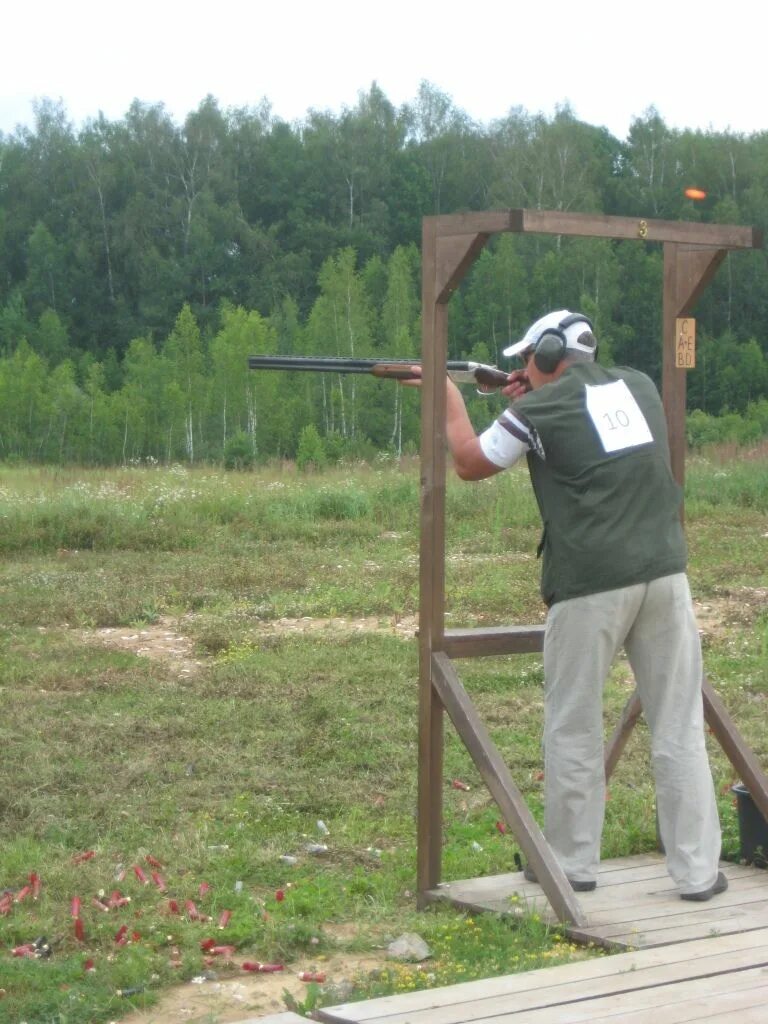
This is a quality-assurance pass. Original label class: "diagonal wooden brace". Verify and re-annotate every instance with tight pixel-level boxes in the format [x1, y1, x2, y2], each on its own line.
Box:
[703, 675, 768, 822]
[431, 651, 587, 926]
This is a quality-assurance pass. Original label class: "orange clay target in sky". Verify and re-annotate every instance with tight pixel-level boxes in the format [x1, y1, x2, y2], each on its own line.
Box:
[684, 187, 707, 200]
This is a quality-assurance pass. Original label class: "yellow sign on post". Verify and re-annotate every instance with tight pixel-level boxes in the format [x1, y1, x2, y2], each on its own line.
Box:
[675, 318, 696, 368]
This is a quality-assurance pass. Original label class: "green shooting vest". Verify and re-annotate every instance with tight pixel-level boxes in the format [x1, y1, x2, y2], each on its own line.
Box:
[514, 363, 687, 606]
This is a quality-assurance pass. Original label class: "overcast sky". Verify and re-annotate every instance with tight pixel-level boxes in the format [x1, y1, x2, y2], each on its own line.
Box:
[2, 1, 762, 141]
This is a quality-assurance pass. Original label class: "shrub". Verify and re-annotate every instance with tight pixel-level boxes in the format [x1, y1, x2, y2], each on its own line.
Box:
[296, 424, 327, 472]
[310, 486, 371, 520]
[223, 431, 256, 470]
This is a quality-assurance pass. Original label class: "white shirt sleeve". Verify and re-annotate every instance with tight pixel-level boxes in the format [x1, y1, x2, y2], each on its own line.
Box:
[478, 408, 531, 468]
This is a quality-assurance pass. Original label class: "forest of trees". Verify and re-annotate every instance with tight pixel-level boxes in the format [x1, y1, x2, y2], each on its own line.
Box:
[1, 82, 768, 465]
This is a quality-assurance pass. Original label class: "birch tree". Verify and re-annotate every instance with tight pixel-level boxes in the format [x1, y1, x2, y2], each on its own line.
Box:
[163, 304, 206, 462]
[305, 248, 373, 439]
[381, 245, 419, 453]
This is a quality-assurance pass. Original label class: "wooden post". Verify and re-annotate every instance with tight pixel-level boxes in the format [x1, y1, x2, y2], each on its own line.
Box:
[417, 219, 497, 900]
[417, 217, 445, 900]
[662, 244, 727, 488]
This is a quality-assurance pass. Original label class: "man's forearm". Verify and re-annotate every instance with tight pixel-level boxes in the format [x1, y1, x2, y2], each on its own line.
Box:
[445, 381, 501, 480]
[399, 367, 506, 480]
[445, 380, 476, 453]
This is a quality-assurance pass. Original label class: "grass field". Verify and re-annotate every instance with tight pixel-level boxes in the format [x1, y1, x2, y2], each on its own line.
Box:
[0, 452, 766, 1023]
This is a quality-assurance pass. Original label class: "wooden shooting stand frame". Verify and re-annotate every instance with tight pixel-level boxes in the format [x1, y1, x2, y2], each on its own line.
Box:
[417, 209, 766, 928]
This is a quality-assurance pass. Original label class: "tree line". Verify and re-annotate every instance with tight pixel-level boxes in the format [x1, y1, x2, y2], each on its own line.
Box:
[1, 83, 768, 464]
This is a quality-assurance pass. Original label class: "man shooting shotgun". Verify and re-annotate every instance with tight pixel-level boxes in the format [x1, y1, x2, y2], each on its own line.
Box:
[403, 309, 726, 903]
[247, 355, 511, 394]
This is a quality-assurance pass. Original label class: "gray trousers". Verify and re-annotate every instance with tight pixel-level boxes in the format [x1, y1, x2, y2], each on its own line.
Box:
[542, 572, 722, 893]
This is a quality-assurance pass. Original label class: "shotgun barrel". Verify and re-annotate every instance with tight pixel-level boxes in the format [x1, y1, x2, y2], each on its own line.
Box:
[247, 355, 510, 391]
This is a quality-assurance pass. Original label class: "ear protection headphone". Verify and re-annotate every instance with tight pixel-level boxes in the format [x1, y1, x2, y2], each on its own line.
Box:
[531, 313, 595, 373]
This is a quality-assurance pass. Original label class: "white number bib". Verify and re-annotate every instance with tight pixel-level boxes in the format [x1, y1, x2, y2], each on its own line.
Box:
[585, 380, 654, 453]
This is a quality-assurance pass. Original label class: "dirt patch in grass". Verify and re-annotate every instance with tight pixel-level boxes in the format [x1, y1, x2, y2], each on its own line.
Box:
[114, 949, 385, 1024]
[258, 614, 418, 639]
[82, 591, 763, 680]
[695, 589, 768, 639]
[82, 619, 205, 677]
[82, 614, 419, 677]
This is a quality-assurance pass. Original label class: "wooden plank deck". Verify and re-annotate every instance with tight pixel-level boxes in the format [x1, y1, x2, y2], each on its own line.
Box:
[424, 853, 768, 949]
[235, 1014, 307, 1024]
[316, 926, 768, 1024]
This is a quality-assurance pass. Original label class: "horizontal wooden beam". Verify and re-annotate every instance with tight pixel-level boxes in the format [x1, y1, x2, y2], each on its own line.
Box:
[514, 210, 762, 249]
[430, 211, 518, 237]
[429, 210, 762, 250]
[443, 626, 545, 659]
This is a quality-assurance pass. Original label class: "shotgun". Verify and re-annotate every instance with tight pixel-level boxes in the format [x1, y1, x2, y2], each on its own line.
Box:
[247, 355, 510, 393]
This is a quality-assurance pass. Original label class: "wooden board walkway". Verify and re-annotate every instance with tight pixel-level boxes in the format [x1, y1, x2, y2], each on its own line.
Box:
[316, 926, 768, 1024]
[423, 853, 768, 950]
[234, 1014, 307, 1024]
[235, 857, 768, 1024]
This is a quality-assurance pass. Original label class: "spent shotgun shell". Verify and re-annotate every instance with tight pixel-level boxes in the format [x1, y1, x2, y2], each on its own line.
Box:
[298, 970, 327, 983]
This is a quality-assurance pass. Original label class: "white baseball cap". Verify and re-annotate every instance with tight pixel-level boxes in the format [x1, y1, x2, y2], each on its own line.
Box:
[503, 310, 595, 358]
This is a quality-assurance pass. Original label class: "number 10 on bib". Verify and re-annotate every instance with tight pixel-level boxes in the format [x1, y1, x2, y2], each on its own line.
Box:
[585, 380, 654, 453]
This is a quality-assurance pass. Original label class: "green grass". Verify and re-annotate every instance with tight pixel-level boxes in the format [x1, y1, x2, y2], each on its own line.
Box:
[0, 456, 766, 1022]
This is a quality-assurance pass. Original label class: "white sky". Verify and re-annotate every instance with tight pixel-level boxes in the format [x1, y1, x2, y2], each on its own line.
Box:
[2, 1, 763, 141]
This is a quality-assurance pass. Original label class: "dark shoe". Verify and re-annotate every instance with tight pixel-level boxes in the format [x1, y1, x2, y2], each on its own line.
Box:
[680, 871, 728, 902]
[523, 864, 596, 892]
